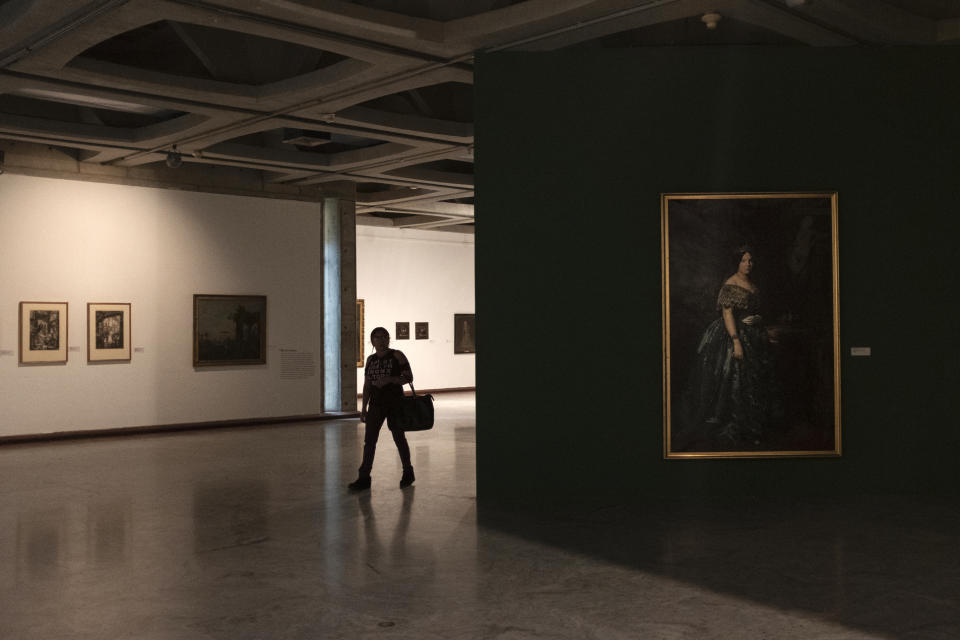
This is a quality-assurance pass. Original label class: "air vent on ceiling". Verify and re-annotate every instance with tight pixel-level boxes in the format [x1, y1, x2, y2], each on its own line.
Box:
[282, 130, 331, 147]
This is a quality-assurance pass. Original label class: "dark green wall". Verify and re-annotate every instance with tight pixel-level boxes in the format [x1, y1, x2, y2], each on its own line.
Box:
[474, 47, 960, 503]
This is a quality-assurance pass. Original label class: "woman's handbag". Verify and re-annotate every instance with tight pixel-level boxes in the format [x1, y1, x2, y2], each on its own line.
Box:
[397, 383, 434, 431]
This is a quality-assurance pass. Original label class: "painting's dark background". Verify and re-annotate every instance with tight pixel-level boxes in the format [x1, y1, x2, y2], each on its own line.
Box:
[666, 196, 835, 453]
[475, 47, 960, 502]
[195, 297, 265, 363]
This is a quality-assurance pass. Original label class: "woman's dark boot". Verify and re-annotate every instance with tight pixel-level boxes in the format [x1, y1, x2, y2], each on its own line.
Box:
[399, 466, 415, 488]
[348, 475, 371, 491]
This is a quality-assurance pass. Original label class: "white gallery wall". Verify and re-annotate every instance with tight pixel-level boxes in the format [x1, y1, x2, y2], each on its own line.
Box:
[356, 225, 475, 391]
[0, 174, 324, 437]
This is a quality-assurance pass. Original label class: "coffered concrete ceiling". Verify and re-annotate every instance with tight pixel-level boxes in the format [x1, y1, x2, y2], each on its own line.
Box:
[1, 0, 957, 232]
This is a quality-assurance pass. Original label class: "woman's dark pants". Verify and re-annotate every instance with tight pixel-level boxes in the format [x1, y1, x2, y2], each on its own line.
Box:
[358, 402, 412, 478]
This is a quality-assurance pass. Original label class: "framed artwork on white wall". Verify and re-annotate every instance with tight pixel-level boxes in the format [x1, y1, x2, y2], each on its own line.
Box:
[454, 314, 475, 354]
[415, 322, 429, 339]
[88, 303, 131, 362]
[357, 299, 365, 368]
[19, 301, 68, 364]
[193, 294, 267, 366]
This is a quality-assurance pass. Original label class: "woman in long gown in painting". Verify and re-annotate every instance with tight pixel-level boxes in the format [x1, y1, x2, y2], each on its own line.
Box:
[684, 246, 780, 450]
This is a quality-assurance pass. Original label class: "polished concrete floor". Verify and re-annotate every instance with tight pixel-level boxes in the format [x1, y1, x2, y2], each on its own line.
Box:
[0, 393, 957, 639]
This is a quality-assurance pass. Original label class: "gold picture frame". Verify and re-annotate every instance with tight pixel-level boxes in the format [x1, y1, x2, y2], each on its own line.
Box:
[661, 192, 840, 459]
[87, 302, 131, 363]
[19, 301, 69, 364]
[356, 299, 364, 368]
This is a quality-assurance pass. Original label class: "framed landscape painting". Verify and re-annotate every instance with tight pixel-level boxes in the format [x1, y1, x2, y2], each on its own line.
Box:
[454, 314, 476, 354]
[356, 299, 364, 367]
[661, 193, 840, 459]
[19, 301, 68, 364]
[88, 303, 131, 362]
[193, 294, 266, 366]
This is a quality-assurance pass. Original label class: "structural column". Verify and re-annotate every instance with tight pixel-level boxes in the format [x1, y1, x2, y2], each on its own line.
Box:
[322, 186, 357, 412]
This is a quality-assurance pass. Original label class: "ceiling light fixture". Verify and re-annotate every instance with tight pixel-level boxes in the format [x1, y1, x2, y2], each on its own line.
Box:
[701, 12, 722, 30]
[165, 146, 182, 169]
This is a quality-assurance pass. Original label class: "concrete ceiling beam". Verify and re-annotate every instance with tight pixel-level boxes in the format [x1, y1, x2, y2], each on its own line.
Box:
[383, 200, 474, 217]
[334, 106, 473, 144]
[786, 0, 937, 44]
[292, 64, 473, 117]
[380, 166, 472, 188]
[214, 0, 449, 55]
[443, 0, 606, 51]
[0, 0, 130, 69]
[390, 213, 474, 229]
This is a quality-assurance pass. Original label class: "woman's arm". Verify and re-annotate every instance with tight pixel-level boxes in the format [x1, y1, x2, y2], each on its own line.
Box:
[394, 350, 413, 385]
[722, 307, 744, 360]
[361, 377, 371, 421]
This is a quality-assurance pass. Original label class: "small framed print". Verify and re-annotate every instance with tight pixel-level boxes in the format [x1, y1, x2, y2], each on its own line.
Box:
[396, 322, 410, 340]
[454, 314, 476, 354]
[415, 322, 429, 340]
[88, 303, 131, 362]
[19, 301, 68, 364]
[194, 294, 266, 366]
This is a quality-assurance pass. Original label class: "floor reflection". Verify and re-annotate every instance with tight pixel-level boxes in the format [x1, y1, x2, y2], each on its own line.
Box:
[355, 487, 415, 565]
[16, 508, 66, 580]
[86, 499, 130, 565]
[193, 480, 270, 553]
[3, 394, 949, 639]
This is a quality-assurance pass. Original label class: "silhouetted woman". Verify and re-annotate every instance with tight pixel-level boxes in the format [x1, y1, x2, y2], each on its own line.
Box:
[349, 326, 415, 490]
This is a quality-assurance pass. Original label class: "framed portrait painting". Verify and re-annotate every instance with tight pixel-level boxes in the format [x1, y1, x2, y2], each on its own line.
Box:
[19, 301, 68, 364]
[454, 314, 476, 354]
[193, 294, 266, 366]
[396, 321, 410, 340]
[661, 193, 840, 459]
[88, 303, 131, 362]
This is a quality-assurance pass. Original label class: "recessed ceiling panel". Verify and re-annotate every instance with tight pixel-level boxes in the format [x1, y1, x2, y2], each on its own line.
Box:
[0, 94, 186, 127]
[405, 159, 473, 174]
[228, 128, 387, 155]
[73, 21, 350, 86]
[344, 0, 526, 21]
[368, 211, 416, 220]
[356, 82, 473, 123]
[357, 182, 418, 193]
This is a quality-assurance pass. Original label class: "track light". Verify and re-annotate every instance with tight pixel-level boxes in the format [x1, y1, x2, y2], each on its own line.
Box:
[165, 146, 182, 168]
[702, 12, 721, 29]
